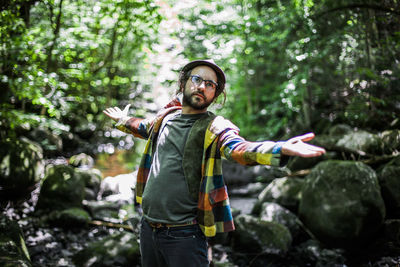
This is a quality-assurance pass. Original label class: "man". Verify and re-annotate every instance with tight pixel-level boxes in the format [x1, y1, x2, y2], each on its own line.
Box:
[103, 59, 325, 267]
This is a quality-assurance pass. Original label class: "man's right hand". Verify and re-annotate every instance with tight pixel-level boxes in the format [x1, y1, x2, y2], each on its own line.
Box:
[103, 104, 131, 122]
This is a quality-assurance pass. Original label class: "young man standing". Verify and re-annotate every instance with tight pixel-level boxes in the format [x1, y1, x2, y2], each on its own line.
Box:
[103, 59, 325, 267]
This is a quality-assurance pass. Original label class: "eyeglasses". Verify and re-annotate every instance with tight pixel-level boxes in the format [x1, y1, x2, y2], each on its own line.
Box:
[190, 75, 218, 91]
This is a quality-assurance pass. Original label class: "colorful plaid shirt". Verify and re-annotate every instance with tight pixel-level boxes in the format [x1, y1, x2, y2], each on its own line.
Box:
[116, 98, 284, 237]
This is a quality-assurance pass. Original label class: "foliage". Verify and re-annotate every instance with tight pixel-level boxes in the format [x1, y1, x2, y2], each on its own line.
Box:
[173, 0, 400, 139]
[1, 0, 399, 156]
[0, 0, 162, 154]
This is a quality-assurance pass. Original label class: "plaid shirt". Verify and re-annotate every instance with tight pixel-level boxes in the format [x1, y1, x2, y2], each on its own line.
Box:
[116, 98, 283, 237]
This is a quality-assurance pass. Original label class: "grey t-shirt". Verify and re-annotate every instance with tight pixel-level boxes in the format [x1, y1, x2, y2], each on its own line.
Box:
[142, 112, 206, 224]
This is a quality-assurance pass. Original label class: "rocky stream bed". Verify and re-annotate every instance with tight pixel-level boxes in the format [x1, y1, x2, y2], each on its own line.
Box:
[2, 125, 400, 266]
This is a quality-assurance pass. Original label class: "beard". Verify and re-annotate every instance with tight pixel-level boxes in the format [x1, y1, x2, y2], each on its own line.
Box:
[182, 90, 213, 110]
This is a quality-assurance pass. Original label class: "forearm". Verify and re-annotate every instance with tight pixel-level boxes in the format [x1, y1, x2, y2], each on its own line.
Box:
[219, 130, 285, 166]
[115, 117, 151, 139]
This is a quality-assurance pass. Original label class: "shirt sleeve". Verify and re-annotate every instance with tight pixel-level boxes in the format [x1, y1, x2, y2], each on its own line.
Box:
[115, 116, 153, 139]
[218, 129, 288, 167]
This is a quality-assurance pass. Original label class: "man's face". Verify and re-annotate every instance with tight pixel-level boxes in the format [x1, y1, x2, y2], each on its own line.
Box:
[182, 65, 217, 112]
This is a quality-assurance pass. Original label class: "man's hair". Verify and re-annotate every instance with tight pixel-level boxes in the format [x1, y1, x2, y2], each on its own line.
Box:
[177, 66, 226, 105]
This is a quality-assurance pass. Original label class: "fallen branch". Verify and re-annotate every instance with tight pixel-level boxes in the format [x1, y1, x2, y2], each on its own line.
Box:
[88, 220, 134, 232]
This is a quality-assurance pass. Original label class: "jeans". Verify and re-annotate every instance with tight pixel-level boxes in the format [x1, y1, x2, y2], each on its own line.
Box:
[140, 218, 209, 267]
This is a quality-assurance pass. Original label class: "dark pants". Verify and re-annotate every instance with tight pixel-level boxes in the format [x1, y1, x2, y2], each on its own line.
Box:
[140, 218, 209, 267]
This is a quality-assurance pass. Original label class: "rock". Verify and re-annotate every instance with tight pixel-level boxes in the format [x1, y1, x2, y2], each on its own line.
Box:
[27, 127, 63, 157]
[380, 129, 400, 154]
[259, 202, 304, 241]
[299, 160, 386, 247]
[231, 214, 292, 255]
[35, 165, 85, 213]
[328, 124, 353, 136]
[72, 231, 140, 266]
[98, 172, 136, 203]
[378, 156, 400, 217]
[83, 200, 123, 223]
[46, 208, 91, 227]
[0, 215, 32, 266]
[0, 137, 44, 199]
[336, 130, 383, 155]
[289, 239, 346, 267]
[76, 168, 102, 200]
[286, 153, 328, 172]
[229, 182, 266, 197]
[69, 153, 95, 168]
[222, 160, 289, 185]
[252, 177, 304, 214]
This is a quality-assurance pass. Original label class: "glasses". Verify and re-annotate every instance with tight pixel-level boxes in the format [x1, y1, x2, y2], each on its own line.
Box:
[190, 75, 218, 91]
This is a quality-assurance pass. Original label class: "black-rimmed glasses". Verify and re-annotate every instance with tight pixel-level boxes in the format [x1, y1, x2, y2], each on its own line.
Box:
[190, 75, 218, 91]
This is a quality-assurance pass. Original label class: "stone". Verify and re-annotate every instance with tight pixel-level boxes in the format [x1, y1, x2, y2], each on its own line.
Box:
[0, 137, 44, 199]
[259, 202, 303, 241]
[69, 153, 95, 168]
[290, 240, 346, 267]
[378, 156, 400, 216]
[222, 160, 289, 185]
[380, 129, 400, 154]
[72, 231, 140, 266]
[98, 172, 136, 203]
[336, 130, 383, 155]
[0, 215, 32, 266]
[83, 200, 122, 223]
[47, 208, 91, 227]
[35, 165, 85, 213]
[76, 168, 102, 200]
[232, 214, 292, 255]
[299, 160, 386, 247]
[253, 177, 304, 214]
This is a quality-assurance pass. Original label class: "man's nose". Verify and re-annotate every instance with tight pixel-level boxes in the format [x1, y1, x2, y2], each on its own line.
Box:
[197, 81, 206, 90]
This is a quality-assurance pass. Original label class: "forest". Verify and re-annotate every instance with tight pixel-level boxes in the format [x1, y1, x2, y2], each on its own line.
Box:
[1, 0, 400, 266]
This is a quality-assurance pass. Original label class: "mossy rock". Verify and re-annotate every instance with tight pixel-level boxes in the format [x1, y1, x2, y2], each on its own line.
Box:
[35, 165, 85, 213]
[299, 160, 385, 247]
[46, 207, 91, 227]
[0, 137, 44, 198]
[378, 156, 400, 216]
[232, 214, 292, 255]
[253, 177, 304, 214]
[72, 231, 140, 266]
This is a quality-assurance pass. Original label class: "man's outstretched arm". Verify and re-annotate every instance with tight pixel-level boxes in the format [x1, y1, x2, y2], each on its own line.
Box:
[219, 130, 325, 166]
[103, 104, 151, 139]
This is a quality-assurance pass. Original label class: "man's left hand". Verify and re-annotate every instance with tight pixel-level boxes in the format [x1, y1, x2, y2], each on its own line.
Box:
[281, 133, 326, 158]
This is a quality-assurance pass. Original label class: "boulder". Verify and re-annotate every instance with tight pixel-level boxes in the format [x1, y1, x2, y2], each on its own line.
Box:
[378, 156, 400, 217]
[46, 207, 91, 227]
[69, 153, 95, 168]
[72, 231, 140, 266]
[0, 137, 44, 199]
[98, 172, 136, 203]
[0, 215, 32, 267]
[259, 202, 304, 241]
[76, 168, 102, 201]
[290, 240, 346, 267]
[35, 165, 85, 213]
[252, 177, 304, 214]
[299, 160, 386, 247]
[380, 129, 400, 154]
[222, 160, 289, 185]
[83, 200, 123, 223]
[336, 130, 383, 155]
[232, 214, 292, 255]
